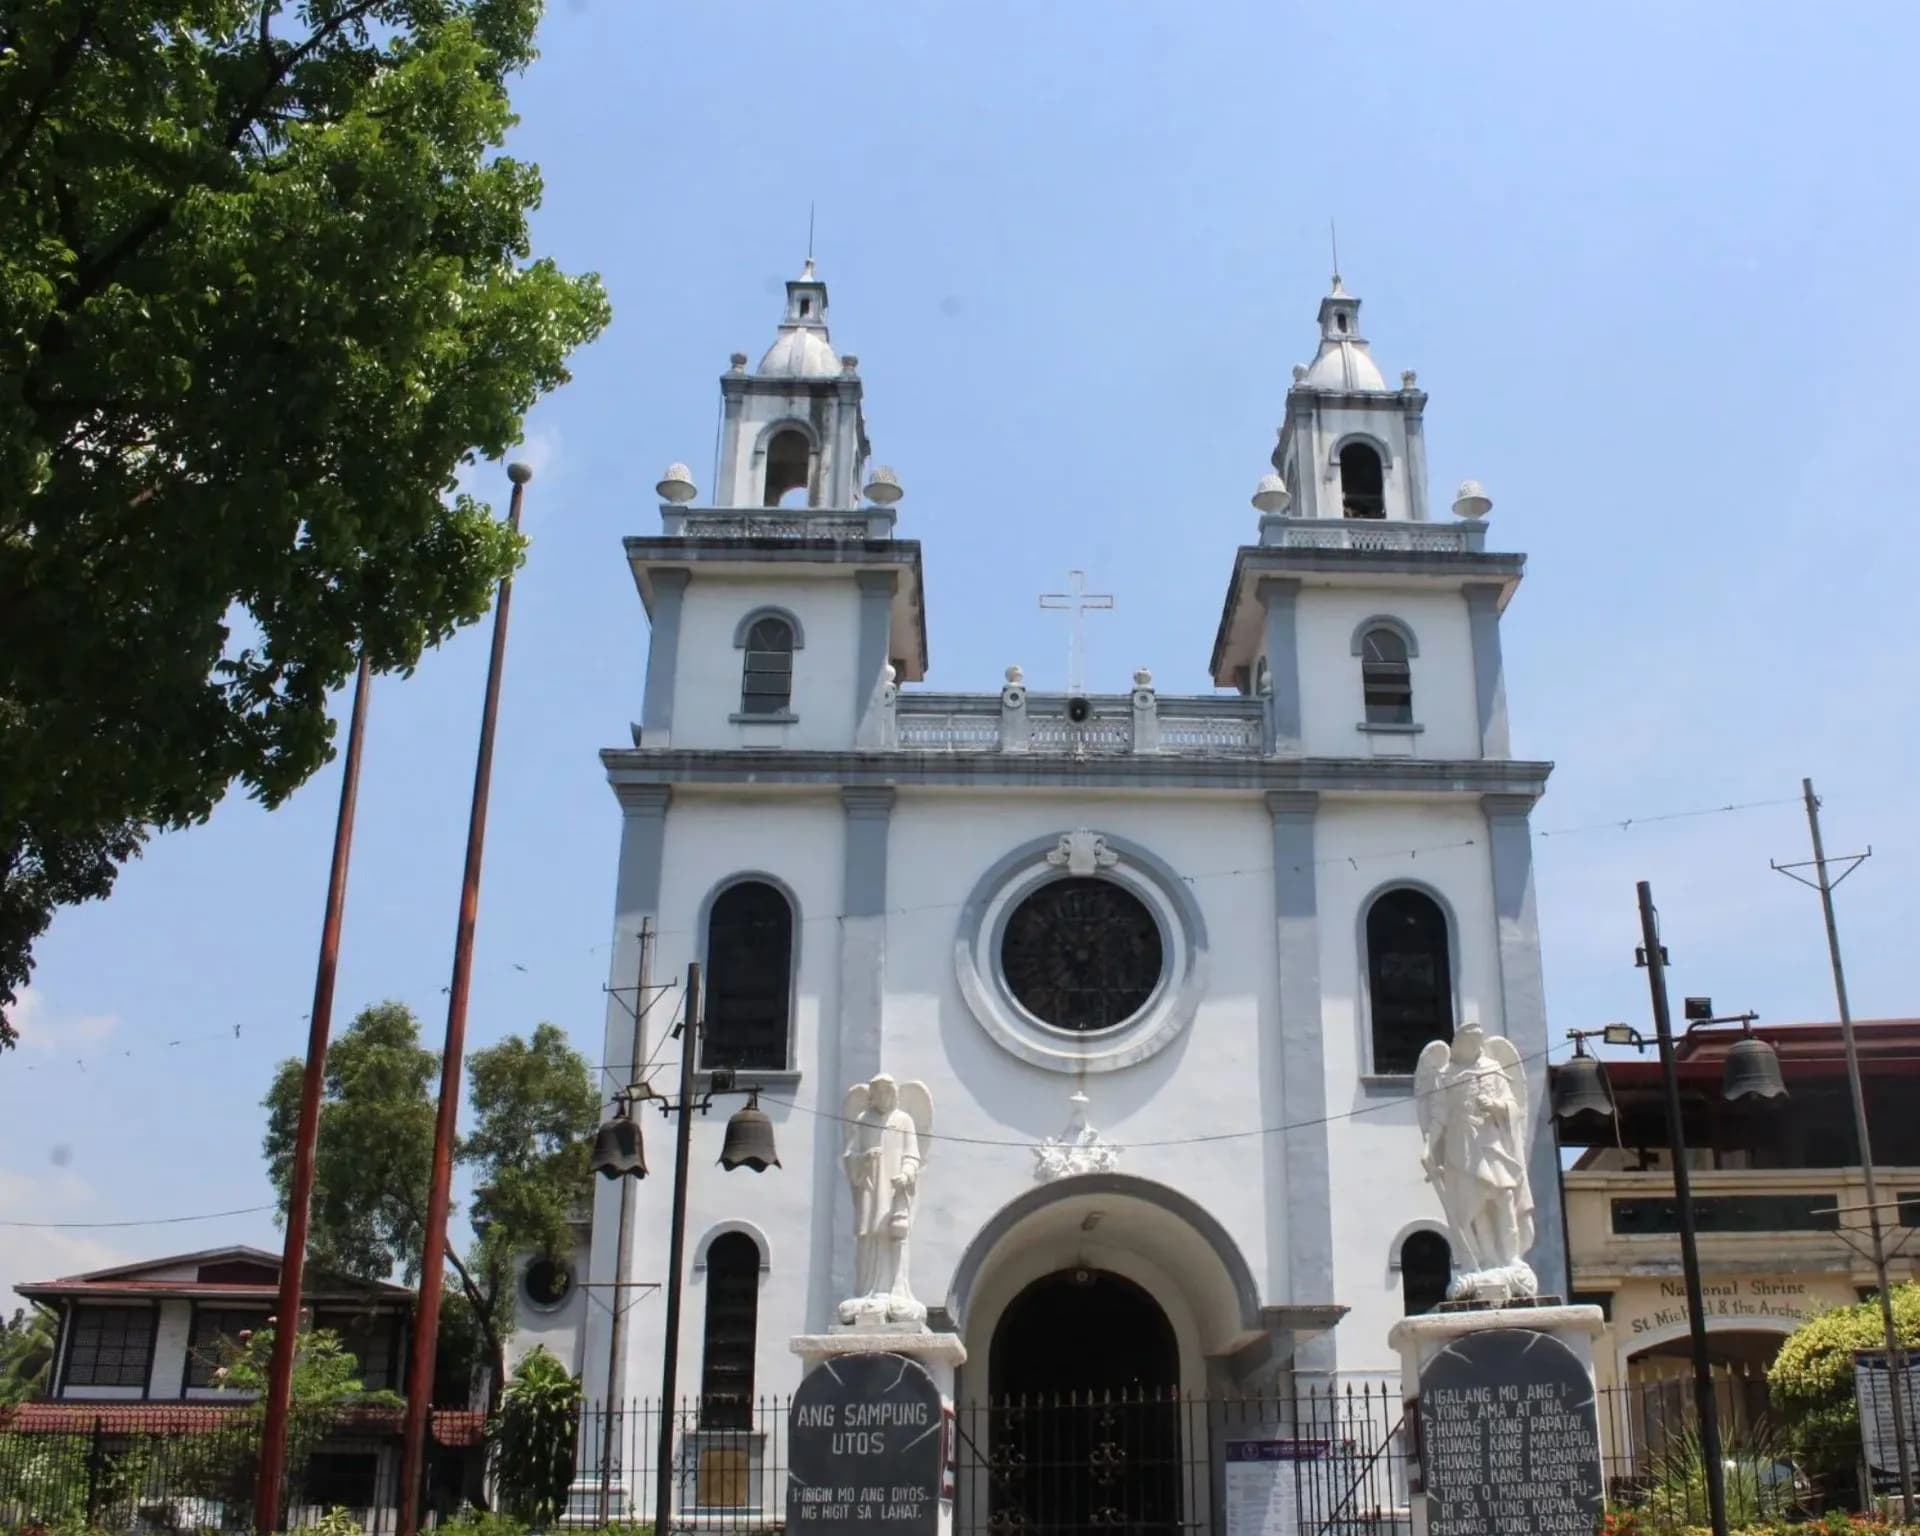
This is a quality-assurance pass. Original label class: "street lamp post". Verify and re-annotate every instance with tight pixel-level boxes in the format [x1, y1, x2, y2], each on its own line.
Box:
[589, 961, 780, 1535]
[1550, 881, 1789, 1536]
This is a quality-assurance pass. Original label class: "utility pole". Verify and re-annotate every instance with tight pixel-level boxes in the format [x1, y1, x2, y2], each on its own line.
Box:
[599, 918, 655, 1523]
[1637, 882, 1730, 1536]
[255, 655, 372, 1536]
[1774, 778, 1914, 1519]
[398, 463, 533, 1536]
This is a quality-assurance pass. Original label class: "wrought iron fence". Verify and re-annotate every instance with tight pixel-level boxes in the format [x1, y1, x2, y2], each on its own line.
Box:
[1594, 1361, 1886, 1525]
[0, 1411, 412, 1534]
[575, 1386, 1409, 1536]
[3, 1371, 1897, 1536]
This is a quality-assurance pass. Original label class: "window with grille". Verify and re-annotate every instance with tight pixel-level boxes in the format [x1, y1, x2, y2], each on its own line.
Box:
[703, 882, 793, 1071]
[65, 1306, 155, 1389]
[1361, 627, 1413, 725]
[1367, 888, 1453, 1075]
[1401, 1231, 1452, 1316]
[185, 1307, 269, 1388]
[314, 1309, 399, 1393]
[700, 1232, 760, 1428]
[739, 617, 795, 716]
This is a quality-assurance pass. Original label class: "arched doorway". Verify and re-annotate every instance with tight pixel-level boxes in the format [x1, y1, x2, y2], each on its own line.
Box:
[986, 1269, 1183, 1536]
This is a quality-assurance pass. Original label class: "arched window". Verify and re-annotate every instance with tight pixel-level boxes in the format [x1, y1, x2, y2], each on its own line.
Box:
[1401, 1230, 1452, 1316]
[703, 881, 793, 1071]
[699, 1231, 760, 1428]
[1367, 888, 1453, 1074]
[1339, 441, 1386, 519]
[1360, 626, 1412, 725]
[762, 428, 812, 507]
[739, 616, 795, 716]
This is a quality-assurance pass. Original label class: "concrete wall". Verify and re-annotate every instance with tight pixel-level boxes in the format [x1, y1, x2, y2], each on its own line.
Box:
[666, 576, 861, 751]
[595, 784, 1547, 1407]
[1295, 589, 1481, 760]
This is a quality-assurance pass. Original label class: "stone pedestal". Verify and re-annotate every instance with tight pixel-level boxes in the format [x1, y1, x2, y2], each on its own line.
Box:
[791, 1328, 968, 1402]
[1387, 1304, 1607, 1536]
[787, 1331, 968, 1536]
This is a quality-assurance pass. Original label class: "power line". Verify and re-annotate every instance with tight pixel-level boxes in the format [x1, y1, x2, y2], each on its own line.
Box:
[3, 791, 1809, 1077]
[0, 1203, 277, 1230]
[756, 1037, 1576, 1150]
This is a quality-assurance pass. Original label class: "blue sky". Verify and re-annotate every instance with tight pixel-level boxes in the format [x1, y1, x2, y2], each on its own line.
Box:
[5, 2, 1918, 1304]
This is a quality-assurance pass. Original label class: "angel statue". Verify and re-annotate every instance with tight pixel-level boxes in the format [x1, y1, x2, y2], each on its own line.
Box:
[1414, 1023, 1538, 1304]
[839, 1074, 934, 1329]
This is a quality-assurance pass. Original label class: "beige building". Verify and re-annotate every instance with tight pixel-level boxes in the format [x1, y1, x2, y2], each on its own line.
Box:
[1554, 1021, 1920, 1422]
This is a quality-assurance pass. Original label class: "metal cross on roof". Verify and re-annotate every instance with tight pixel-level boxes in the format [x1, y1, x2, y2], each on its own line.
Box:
[1038, 569, 1114, 694]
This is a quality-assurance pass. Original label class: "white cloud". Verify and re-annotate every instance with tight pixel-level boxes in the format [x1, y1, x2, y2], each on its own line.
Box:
[12, 988, 118, 1055]
[0, 1167, 129, 1312]
[452, 430, 563, 499]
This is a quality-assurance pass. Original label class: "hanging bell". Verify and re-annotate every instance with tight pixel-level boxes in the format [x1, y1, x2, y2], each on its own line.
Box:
[1552, 1046, 1616, 1125]
[1722, 1033, 1789, 1103]
[590, 1104, 647, 1180]
[718, 1094, 780, 1172]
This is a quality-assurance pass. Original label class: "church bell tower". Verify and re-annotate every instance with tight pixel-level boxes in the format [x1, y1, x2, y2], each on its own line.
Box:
[710, 260, 873, 510]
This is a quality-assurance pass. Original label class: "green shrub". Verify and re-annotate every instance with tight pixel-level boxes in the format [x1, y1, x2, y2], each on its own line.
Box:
[488, 1349, 581, 1526]
[312, 1509, 365, 1536]
[1768, 1284, 1920, 1482]
[436, 1510, 530, 1536]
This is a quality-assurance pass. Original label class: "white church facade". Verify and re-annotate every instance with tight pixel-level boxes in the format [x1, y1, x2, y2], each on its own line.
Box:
[547, 262, 1563, 1424]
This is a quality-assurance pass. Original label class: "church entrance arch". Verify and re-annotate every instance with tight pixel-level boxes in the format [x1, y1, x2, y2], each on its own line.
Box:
[986, 1269, 1183, 1536]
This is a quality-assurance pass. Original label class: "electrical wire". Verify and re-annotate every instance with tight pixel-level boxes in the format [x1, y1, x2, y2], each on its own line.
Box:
[0, 791, 1815, 1077]
[0, 1204, 278, 1230]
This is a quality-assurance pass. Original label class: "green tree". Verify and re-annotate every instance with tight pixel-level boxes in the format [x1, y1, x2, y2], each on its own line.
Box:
[182, 1319, 395, 1524]
[263, 1003, 599, 1407]
[1767, 1283, 1920, 1484]
[0, 0, 610, 1050]
[0, 1304, 57, 1402]
[488, 1347, 581, 1526]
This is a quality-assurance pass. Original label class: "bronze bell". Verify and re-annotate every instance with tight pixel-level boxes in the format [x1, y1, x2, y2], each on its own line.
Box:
[1722, 1033, 1789, 1103]
[718, 1094, 780, 1172]
[1553, 1049, 1615, 1125]
[590, 1105, 647, 1180]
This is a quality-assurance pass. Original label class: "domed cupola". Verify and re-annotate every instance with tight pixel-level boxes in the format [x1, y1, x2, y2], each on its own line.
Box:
[709, 258, 872, 509]
[1301, 278, 1389, 392]
[757, 259, 842, 378]
[1269, 276, 1432, 521]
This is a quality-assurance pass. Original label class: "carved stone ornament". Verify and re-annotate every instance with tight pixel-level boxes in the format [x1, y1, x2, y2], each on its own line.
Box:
[1033, 1091, 1122, 1183]
[1046, 829, 1119, 877]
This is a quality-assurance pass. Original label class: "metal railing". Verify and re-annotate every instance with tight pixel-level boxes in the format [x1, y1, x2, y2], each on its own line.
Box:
[891, 694, 1266, 759]
[1260, 520, 1487, 554]
[4, 1370, 1888, 1534]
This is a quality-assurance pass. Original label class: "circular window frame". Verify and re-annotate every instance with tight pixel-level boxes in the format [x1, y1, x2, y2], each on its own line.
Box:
[520, 1255, 576, 1314]
[955, 831, 1208, 1074]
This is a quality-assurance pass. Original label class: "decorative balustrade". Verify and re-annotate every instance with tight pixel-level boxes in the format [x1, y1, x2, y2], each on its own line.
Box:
[1259, 517, 1487, 554]
[890, 694, 1265, 758]
[662, 506, 894, 540]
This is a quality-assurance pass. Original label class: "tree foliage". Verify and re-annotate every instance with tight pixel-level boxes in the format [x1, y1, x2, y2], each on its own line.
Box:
[0, 1305, 57, 1403]
[0, 0, 610, 1047]
[1767, 1283, 1920, 1481]
[488, 1347, 581, 1526]
[262, 1001, 599, 1407]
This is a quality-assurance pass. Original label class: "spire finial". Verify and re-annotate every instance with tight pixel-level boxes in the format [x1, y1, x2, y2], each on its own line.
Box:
[1329, 218, 1340, 287]
[807, 201, 815, 264]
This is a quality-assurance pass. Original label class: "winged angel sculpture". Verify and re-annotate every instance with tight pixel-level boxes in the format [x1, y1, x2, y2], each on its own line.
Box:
[839, 1074, 934, 1328]
[1414, 1023, 1538, 1303]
